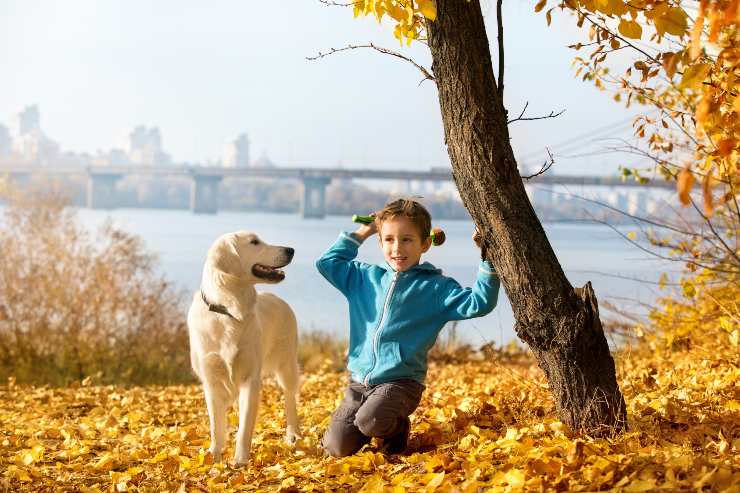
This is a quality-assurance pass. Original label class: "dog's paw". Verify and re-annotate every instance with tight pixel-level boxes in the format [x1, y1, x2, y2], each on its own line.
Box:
[285, 427, 301, 447]
[233, 454, 250, 468]
[234, 445, 251, 467]
[208, 448, 223, 464]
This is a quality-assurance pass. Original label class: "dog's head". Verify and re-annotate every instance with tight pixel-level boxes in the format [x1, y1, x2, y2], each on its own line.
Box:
[208, 231, 294, 285]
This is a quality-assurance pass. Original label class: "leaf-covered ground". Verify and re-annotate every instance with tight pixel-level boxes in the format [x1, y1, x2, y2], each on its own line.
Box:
[1, 344, 738, 492]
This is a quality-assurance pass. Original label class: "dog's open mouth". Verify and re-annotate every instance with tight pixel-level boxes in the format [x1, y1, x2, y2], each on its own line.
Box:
[252, 264, 286, 282]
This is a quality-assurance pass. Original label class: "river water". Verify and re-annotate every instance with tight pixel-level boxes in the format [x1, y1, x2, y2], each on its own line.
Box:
[74, 208, 668, 346]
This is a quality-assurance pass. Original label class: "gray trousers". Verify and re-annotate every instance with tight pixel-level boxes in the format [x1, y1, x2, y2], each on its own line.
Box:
[321, 379, 425, 457]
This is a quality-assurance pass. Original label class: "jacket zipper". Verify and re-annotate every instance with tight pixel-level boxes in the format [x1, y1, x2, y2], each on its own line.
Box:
[363, 271, 400, 385]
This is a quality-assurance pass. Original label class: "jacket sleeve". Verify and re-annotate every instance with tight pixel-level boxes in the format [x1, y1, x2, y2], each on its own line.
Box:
[315, 232, 367, 297]
[439, 261, 500, 321]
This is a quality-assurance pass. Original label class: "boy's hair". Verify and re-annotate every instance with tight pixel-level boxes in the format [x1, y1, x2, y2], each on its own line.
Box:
[375, 199, 432, 239]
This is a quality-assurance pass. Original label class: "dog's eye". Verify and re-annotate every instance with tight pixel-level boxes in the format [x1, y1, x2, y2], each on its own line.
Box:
[250, 239, 260, 245]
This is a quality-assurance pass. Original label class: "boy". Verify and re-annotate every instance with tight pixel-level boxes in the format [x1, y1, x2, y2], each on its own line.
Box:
[315, 199, 500, 457]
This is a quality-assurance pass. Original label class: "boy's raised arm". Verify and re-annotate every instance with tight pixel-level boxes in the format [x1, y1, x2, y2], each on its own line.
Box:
[439, 260, 500, 321]
[315, 226, 373, 297]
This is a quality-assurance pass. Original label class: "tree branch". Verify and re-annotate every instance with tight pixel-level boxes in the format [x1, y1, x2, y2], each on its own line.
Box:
[521, 147, 554, 180]
[578, 9, 661, 65]
[306, 43, 435, 85]
[507, 101, 565, 124]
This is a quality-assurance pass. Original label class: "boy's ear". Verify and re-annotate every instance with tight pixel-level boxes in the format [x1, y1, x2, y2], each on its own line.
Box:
[421, 236, 433, 253]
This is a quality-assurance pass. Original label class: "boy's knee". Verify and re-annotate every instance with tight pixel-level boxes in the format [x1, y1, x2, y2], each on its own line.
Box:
[353, 410, 397, 438]
[322, 418, 369, 458]
[322, 430, 365, 458]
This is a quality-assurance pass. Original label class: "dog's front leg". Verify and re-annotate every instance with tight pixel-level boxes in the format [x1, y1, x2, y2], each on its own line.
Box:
[204, 387, 228, 462]
[234, 377, 261, 467]
[277, 369, 301, 445]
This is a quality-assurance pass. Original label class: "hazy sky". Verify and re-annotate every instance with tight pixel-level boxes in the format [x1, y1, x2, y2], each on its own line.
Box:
[2, 1, 642, 175]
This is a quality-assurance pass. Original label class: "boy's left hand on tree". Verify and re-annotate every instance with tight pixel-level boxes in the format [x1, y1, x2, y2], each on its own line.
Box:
[473, 228, 488, 260]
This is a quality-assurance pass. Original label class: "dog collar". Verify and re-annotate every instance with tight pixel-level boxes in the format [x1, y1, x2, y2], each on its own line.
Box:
[201, 290, 236, 319]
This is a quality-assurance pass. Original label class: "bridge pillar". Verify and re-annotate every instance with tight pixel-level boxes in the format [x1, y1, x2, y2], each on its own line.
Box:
[300, 176, 331, 219]
[87, 172, 122, 209]
[190, 174, 222, 214]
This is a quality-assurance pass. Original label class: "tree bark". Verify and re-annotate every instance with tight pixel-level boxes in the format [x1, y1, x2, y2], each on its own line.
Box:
[426, 0, 627, 435]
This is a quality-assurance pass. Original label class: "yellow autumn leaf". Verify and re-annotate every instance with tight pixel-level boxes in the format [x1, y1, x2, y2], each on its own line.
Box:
[93, 452, 115, 471]
[505, 468, 526, 488]
[702, 170, 714, 215]
[618, 19, 642, 39]
[426, 471, 445, 490]
[624, 479, 657, 492]
[418, 0, 437, 21]
[654, 7, 688, 36]
[677, 166, 694, 205]
[679, 63, 711, 90]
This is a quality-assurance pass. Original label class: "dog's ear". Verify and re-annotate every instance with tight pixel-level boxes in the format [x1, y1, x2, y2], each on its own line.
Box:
[201, 234, 250, 320]
[210, 235, 243, 279]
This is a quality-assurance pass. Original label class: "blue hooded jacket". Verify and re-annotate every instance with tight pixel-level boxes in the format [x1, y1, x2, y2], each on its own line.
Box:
[316, 231, 500, 385]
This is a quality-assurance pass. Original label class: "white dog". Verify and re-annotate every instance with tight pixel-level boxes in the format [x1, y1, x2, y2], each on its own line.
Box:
[187, 231, 300, 466]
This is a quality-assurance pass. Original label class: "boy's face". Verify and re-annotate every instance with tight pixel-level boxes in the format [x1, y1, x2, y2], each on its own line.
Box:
[378, 215, 432, 272]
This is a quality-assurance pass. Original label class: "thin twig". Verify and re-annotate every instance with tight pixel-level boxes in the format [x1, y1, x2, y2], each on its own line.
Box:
[521, 148, 554, 180]
[508, 103, 565, 124]
[306, 43, 435, 84]
[578, 9, 661, 64]
[689, 196, 740, 266]
[585, 215, 739, 274]
[546, 186, 720, 241]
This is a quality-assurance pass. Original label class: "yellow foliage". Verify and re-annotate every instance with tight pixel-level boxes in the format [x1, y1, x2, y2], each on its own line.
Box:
[676, 166, 695, 205]
[618, 18, 643, 39]
[1, 319, 738, 491]
[352, 0, 435, 45]
[549, 0, 740, 214]
[679, 62, 712, 89]
[0, 185, 191, 386]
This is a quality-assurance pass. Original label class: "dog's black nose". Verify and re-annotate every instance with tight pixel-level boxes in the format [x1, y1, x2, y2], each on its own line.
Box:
[285, 247, 295, 259]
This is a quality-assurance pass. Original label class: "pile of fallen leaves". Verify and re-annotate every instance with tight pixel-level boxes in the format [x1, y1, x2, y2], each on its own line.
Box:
[1, 328, 737, 493]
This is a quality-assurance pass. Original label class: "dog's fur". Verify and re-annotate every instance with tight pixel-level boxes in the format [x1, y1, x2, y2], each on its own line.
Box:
[187, 231, 300, 466]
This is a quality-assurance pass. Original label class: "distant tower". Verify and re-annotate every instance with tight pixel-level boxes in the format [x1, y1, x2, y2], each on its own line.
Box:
[223, 133, 250, 168]
[0, 125, 11, 157]
[11, 105, 41, 137]
[125, 125, 170, 165]
[10, 105, 59, 164]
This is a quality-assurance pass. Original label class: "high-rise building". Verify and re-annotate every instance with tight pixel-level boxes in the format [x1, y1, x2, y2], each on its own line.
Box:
[223, 133, 250, 168]
[124, 126, 171, 165]
[10, 105, 59, 164]
[11, 105, 41, 137]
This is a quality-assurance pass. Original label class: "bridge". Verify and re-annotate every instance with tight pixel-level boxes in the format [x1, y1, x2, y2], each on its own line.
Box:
[0, 164, 673, 217]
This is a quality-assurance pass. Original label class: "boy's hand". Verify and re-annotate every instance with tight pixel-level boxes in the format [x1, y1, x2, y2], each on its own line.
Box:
[473, 228, 488, 260]
[354, 215, 378, 241]
[472, 228, 482, 248]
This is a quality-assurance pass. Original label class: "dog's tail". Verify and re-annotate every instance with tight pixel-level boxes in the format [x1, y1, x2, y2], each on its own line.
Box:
[203, 352, 236, 400]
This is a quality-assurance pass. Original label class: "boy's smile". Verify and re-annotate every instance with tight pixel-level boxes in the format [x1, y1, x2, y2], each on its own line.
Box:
[378, 216, 432, 272]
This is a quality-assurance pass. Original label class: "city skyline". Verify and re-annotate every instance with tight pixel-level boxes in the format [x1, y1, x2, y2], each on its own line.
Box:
[3, 1, 643, 175]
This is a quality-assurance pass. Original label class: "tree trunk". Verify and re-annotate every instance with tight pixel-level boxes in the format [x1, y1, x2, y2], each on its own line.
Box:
[426, 0, 627, 435]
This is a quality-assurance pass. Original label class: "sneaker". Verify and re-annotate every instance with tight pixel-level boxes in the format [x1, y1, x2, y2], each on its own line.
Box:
[380, 418, 410, 455]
